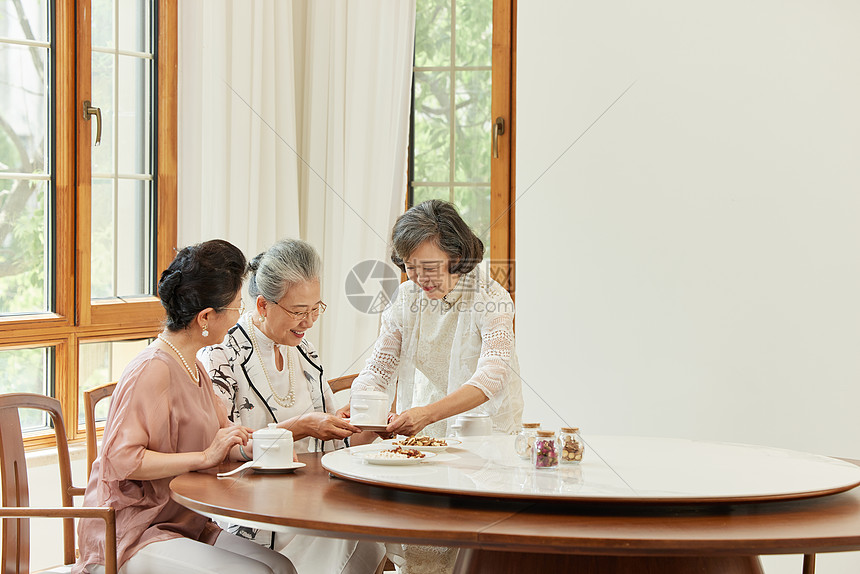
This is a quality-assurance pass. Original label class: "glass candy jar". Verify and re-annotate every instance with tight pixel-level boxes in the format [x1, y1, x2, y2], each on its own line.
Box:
[532, 430, 559, 469]
[514, 423, 541, 459]
[559, 427, 584, 464]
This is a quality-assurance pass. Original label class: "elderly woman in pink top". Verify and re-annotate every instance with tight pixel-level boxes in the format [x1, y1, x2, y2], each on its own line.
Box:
[74, 240, 295, 574]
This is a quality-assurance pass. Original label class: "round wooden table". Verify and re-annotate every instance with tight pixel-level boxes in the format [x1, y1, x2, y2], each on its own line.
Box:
[170, 450, 860, 574]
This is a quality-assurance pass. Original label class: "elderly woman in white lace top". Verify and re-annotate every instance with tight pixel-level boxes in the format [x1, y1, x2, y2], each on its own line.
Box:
[350, 199, 524, 440]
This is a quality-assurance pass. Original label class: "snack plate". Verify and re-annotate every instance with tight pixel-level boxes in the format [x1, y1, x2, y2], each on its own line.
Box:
[383, 438, 462, 453]
[252, 461, 306, 474]
[356, 451, 437, 466]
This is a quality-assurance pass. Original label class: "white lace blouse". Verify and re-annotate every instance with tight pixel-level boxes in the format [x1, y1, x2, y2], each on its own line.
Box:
[352, 267, 524, 435]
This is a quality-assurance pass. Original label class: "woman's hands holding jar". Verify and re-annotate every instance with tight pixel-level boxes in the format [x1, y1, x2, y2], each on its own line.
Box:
[293, 411, 362, 441]
[202, 424, 253, 469]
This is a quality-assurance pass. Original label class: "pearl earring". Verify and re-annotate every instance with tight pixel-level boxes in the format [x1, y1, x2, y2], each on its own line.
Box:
[202, 326, 209, 337]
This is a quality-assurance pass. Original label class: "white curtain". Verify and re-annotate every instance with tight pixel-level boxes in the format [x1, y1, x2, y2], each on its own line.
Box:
[179, 0, 415, 377]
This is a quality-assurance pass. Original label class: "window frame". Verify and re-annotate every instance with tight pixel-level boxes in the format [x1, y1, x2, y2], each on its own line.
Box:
[406, 0, 516, 294]
[0, 0, 177, 448]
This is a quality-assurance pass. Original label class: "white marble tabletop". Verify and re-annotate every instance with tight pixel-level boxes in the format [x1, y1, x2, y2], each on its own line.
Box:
[321, 434, 860, 503]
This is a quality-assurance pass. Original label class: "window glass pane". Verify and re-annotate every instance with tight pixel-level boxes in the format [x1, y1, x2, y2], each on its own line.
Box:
[91, 178, 153, 299]
[118, 0, 152, 53]
[115, 178, 152, 297]
[455, 0, 492, 67]
[0, 44, 49, 174]
[117, 55, 152, 175]
[413, 71, 451, 182]
[92, 0, 115, 49]
[453, 187, 491, 245]
[0, 179, 48, 314]
[91, 178, 114, 298]
[0, 0, 48, 43]
[0, 346, 52, 429]
[454, 70, 491, 183]
[78, 338, 149, 426]
[91, 51, 115, 175]
[414, 0, 450, 67]
[412, 186, 452, 206]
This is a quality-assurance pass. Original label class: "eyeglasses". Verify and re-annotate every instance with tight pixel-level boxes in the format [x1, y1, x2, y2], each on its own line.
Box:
[271, 300, 327, 321]
[221, 299, 246, 314]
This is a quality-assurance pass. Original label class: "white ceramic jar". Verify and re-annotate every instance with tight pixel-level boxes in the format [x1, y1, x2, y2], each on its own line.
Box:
[450, 412, 493, 437]
[252, 423, 293, 467]
[349, 390, 389, 425]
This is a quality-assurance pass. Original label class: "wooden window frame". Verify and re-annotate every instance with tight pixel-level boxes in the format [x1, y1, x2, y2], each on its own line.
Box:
[0, 0, 177, 448]
[490, 0, 515, 295]
[406, 0, 516, 294]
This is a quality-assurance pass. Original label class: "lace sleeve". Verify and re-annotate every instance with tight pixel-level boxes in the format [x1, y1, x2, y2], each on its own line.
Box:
[465, 287, 516, 400]
[352, 297, 403, 393]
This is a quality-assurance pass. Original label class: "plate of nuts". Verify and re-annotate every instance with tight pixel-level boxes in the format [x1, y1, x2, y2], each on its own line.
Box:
[384, 435, 462, 453]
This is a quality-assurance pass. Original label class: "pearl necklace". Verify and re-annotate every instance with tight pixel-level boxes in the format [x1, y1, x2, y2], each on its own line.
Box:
[249, 319, 297, 408]
[157, 334, 200, 384]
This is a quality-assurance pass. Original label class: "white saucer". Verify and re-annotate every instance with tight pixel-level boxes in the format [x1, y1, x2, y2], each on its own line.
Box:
[251, 461, 306, 474]
[357, 451, 437, 466]
[348, 421, 390, 432]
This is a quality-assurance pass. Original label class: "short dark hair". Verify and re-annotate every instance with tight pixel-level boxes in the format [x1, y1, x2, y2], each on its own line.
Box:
[157, 239, 247, 331]
[390, 200, 484, 274]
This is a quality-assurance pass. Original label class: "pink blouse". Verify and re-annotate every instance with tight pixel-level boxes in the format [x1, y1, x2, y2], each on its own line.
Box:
[74, 347, 228, 573]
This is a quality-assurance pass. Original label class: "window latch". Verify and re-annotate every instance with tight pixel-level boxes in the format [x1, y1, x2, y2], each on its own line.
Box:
[83, 100, 102, 146]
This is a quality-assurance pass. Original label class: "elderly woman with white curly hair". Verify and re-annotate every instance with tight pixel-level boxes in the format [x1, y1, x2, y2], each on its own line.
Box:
[201, 238, 385, 574]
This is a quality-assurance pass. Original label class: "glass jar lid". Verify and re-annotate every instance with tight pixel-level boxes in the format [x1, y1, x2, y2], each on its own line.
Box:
[560, 427, 580, 433]
[536, 430, 556, 437]
[521, 423, 541, 429]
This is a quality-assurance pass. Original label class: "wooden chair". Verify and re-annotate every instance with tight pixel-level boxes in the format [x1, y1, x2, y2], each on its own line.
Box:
[0, 393, 117, 573]
[83, 382, 117, 480]
[328, 374, 356, 412]
[327, 373, 357, 394]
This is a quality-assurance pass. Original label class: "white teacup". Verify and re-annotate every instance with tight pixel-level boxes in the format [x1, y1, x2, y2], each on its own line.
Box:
[252, 423, 293, 467]
[450, 412, 493, 437]
[350, 390, 389, 426]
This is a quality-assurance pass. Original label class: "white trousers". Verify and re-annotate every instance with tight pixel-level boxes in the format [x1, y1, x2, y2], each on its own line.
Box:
[87, 532, 296, 574]
[280, 534, 386, 574]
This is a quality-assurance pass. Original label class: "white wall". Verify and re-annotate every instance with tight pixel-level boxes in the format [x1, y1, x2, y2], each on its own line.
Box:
[516, 2, 860, 573]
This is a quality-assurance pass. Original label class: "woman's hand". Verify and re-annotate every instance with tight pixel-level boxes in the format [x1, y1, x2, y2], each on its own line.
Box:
[335, 404, 351, 419]
[386, 406, 435, 436]
[298, 412, 362, 441]
[201, 424, 252, 469]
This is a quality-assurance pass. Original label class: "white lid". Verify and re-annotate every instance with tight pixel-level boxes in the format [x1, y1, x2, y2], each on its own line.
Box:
[351, 390, 388, 400]
[460, 412, 490, 418]
[253, 423, 292, 440]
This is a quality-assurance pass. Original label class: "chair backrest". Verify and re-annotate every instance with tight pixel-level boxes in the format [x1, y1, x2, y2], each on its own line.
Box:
[83, 382, 117, 480]
[328, 374, 357, 411]
[328, 374, 357, 394]
[0, 393, 81, 571]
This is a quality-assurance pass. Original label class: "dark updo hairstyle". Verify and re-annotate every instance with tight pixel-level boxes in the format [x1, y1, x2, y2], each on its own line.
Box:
[157, 239, 247, 331]
[390, 199, 484, 275]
